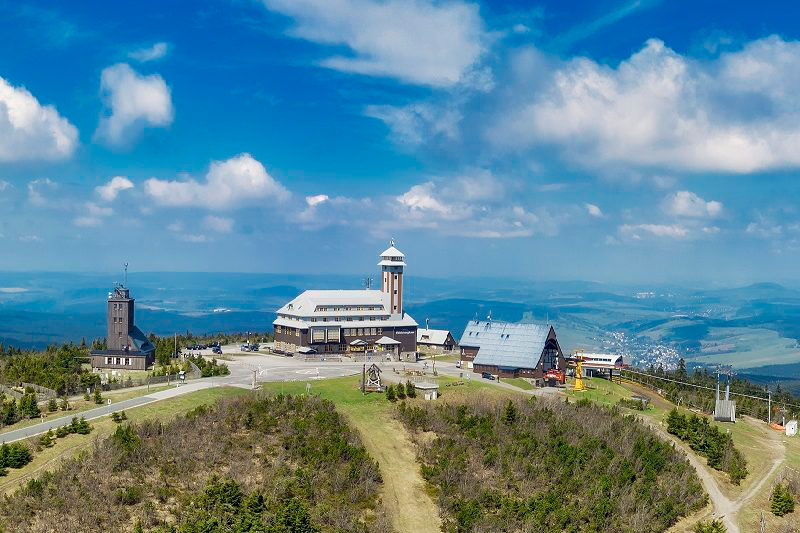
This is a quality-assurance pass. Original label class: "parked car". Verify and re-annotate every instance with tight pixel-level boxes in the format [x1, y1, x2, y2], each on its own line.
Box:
[212, 346, 222, 354]
[250, 343, 260, 352]
[481, 371, 495, 381]
[240, 344, 250, 352]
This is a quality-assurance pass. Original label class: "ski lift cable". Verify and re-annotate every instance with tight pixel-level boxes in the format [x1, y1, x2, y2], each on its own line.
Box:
[622, 368, 800, 409]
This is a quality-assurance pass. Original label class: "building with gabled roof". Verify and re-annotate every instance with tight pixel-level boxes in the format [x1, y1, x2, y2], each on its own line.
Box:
[273, 241, 418, 360]
[458, 319, 565, 379]
[417, 327, 457, 353]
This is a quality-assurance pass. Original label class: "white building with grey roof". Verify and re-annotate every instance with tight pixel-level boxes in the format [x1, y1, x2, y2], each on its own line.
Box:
[273, 242, 418, 360]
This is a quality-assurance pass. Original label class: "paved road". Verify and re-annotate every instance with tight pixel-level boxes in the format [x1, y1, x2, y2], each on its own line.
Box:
[1, 348, 548, 444]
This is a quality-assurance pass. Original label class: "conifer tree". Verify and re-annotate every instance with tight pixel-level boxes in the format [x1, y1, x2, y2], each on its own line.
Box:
[503, 400, 518, 426]
[405, 380, 416, 398]
[396, 382, 406, 400]
[47, 398, 58, 413]
[386, 385, 396, 402]
[93, 387, 103, 405]
[771, 483, 795, 516]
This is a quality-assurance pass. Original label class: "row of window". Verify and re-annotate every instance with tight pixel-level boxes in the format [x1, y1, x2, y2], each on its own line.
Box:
[275, 325, 301, 337]
[343, 327, 382, 336]
[315, 305, 383, 312]
[104, 356, 134, 366]
[315, 315, 385, 322]
[277, 314, 389, 323]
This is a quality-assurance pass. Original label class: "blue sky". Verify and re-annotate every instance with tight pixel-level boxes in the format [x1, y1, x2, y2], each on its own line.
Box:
[1, 0, 800, 284]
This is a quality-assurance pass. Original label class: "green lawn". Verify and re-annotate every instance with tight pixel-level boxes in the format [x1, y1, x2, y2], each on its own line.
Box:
[565, 376, 635, 407]
[419, 352, 460, 363]
[502, 377, 534, 390]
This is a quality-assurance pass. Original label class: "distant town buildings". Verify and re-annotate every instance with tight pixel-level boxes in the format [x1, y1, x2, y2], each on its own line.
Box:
[90, 284, 155, 370]
[459, 319, 566, 382]
[273, 241, 418, 361]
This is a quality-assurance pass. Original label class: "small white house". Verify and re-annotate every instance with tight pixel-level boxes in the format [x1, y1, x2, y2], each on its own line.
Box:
[414, 382, 440, 401]
[787, 420, 798, 437]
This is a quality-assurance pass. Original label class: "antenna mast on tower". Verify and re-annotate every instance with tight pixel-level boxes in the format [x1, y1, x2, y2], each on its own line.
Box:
[123, 262, 129, 287]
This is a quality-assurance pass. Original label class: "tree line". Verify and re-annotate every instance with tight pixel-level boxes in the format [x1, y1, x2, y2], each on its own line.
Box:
[621, 359, 800, 423]
[0, 343, 98, 395]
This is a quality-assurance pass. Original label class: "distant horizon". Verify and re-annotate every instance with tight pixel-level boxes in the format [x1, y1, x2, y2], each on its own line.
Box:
[2, 269, 800, 291]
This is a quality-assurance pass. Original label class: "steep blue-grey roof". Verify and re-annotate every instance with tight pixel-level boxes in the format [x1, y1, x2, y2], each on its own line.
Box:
[459, 320, 551, 369]
[130, 325, 155, 353]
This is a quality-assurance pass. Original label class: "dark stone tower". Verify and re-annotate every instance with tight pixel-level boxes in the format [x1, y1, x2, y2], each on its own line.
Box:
[107, 286, 135, 351]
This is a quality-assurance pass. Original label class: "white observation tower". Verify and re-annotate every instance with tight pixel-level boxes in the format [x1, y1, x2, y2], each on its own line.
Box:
[378, 239, 406, 316]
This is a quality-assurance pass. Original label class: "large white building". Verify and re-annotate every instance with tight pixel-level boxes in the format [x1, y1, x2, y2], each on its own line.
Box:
[272, 242, 419, 360]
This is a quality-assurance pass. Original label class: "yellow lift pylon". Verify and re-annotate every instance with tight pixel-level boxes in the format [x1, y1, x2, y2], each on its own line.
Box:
[572, 351, 587, 392]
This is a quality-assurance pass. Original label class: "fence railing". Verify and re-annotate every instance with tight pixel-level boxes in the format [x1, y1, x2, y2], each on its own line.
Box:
[101, 367, 202, 391]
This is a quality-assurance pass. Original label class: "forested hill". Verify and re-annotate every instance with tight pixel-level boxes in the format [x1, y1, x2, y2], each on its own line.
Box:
[398, 396, 707, 533]
[0, 393, 389, 533]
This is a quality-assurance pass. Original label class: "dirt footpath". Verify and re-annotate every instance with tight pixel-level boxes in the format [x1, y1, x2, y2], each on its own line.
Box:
[344, 410, 442, 533]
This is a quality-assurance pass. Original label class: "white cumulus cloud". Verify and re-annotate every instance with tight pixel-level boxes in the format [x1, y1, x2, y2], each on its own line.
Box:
[619, 223, 689, 240]
[27, 178, 57, 206]
[129, 42, 170, 62]
[392, 175, 559, 238]
[74, 201, 113, 227]
[305, 194, 329, 207]
[260, 0, 489, 87]
[663, 191, 722, 218]
[0, 75, 78, 161]
[493, 36, 800, 173]
[585, 203, 603, 217]
[95, 63, 173, 147]
[96, 176, 134, 201]
[144, 153, 290, 210]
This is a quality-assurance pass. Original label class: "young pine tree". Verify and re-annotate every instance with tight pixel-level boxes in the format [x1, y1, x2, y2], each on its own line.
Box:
[405, 380, 416, 398]
[771, 483, 795, 517]
[39, 430, 53, 448]
[60, 397, 70, 411]
[47, 398, 58, 413]
[503, 400, 518, 426]
[386, 385, 396, 402]
[396, 382, 406, 400]
[20, 393, 40, 419]
[93, 387, 103, 405]
[693, 519, 726, 533]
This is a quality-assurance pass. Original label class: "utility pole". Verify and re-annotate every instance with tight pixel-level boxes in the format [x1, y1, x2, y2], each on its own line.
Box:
[768, 389, 772, 424]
